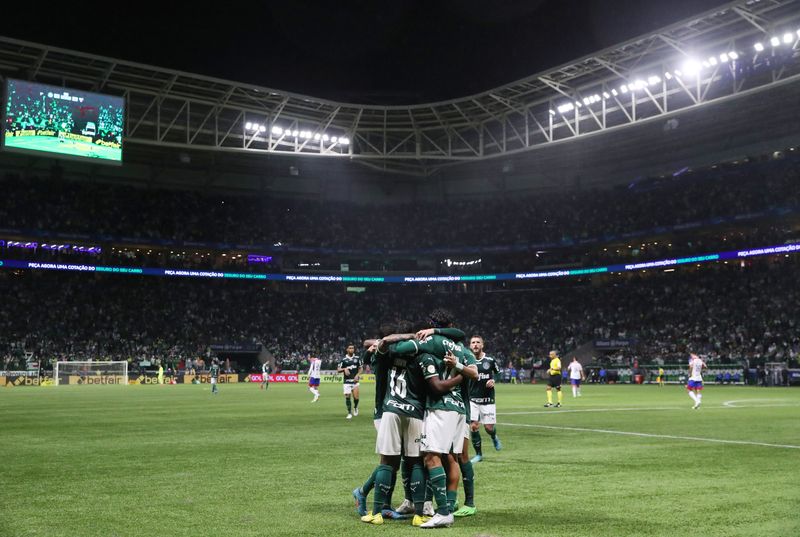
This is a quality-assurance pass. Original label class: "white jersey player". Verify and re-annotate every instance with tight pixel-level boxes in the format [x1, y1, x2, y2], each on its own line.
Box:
[567, 357, 585, 398]
[686, 353, 707, 409]
[308, 356, 322, 402]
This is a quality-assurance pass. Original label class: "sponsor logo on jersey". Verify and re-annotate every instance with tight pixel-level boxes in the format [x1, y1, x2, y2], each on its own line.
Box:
[386, 400, 416, 412]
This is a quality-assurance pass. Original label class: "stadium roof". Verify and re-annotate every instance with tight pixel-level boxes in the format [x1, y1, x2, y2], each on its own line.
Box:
[1, 0, 800, 176]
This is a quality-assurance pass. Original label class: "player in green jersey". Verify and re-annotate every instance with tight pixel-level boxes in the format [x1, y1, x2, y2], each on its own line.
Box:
[209, 359, 220, 395]
[337, 344, 363, 420]
[390, 309, 478, 529]
[353, 322, 412, 522]
[467, 335, 502, 464]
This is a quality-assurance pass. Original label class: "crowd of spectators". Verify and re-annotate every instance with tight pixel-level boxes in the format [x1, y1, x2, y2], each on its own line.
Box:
[2, 257, 798, 374]
[1, 154, 798, 254]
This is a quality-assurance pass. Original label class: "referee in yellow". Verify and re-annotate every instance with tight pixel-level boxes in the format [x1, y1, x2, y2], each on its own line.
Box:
[544, 350, 563, 408]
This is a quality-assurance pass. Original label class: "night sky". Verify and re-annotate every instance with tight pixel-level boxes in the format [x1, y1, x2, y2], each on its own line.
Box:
[1, 0, 729, 104]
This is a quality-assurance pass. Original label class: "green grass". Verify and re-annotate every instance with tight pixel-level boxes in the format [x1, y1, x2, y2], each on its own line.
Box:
[1, 383, 799, 536]
[5, 135, 121, 160]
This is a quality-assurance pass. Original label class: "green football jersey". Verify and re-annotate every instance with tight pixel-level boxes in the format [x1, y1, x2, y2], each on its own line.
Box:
[470, 354, 500, 404]
[379, 346, 427, 420]
[394, 333, 465, 361]
[209, 364, 220, 378]
[338, 354, 362, 385]
[419, 350, 474, 414]
[364, 350, 386, 420]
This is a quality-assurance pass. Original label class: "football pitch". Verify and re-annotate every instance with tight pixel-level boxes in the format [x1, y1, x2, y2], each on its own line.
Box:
[1, 383, 798, 537]
[4, 135, 121, 161]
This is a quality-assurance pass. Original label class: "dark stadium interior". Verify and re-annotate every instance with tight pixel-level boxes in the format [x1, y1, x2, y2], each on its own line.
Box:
[3, 3, 800, 536]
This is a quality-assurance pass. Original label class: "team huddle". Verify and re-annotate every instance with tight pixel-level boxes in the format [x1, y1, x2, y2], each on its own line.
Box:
[333, 309, 503, 529]
[296, 311, 710, 529]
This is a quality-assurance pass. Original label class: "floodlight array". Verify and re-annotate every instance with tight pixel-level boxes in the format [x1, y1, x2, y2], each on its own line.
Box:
[553, 27, 800, 116]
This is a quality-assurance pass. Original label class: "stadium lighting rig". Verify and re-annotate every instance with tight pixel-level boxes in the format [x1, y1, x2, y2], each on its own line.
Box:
[264, 124, 350, 145]
[553, 27, 800, 116]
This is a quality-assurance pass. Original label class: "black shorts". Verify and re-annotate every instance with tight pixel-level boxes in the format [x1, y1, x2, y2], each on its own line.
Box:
[548, 374, 562, 388]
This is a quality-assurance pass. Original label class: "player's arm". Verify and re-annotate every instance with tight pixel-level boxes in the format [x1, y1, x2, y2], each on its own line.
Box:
[336, 361, 345, 373]
[425, 371, 464, 395]
[415, 327, 466, 342]
[390, 336, 426, 355]
[486, 360, 497, 388]
[443, 351, 479, 380]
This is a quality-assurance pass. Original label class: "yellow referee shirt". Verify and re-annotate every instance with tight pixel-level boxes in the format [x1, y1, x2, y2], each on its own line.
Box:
[549, 357, 562, 375]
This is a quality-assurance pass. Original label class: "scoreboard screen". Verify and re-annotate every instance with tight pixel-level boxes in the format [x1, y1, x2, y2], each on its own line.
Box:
[3, 79, 123, 163]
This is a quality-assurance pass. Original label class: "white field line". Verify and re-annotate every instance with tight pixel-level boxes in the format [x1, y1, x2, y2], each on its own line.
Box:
[498, 405, 800, 449]
[500, 400, 800, 416]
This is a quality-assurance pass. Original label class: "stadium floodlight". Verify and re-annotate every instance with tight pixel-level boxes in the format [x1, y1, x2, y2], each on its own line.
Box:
[708, 56, 718, 66]
[682, 59, 701, 76]
[557, 103, 574, 113]
[702, 60, 710, 68]
[611, 88, 618, 96]
[770, 36, 780, 46]
[664, 71, 673, 80]
[648, 75, 661, 85]
[272, 126, 283, 135]
[339, 137, 350, 145]
[634, 80, 646, 90]
[754, 42, 765, 51]
[331, 137, 338, 143]
[602, 92, 610, 99]
[674, 69, 682, 76]
[783, 32, 794, 44]
[313, 133, 321, 140]
[549, 109, 556, 115]
[729, 51, 738, 60]
[322, 134, 329, 141]
[582, 97, 591, 105]
[620, 84, 628, 93]
[246, 122, 253, 130]
[292, 130, 299, 137]
[259, 125, 266, 132]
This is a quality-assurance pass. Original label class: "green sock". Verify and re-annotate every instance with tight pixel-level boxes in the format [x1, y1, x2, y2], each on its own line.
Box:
[354, 398, 359, 409]
[424, 467, 433, 502]
[385, 466, 396, 508]
[446, 489, 457, 513]
[459, 460, 475, 507]
[346, 398, 352, 413]
[401, 460, 412, 504]
[362, 467, 378, 496]
[487, 427, 497, 440]
[411, 463, 426, 515]
[471, 430, 483, 456]
[372, 465, 393, 515]
[428, 466, 448, 516]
